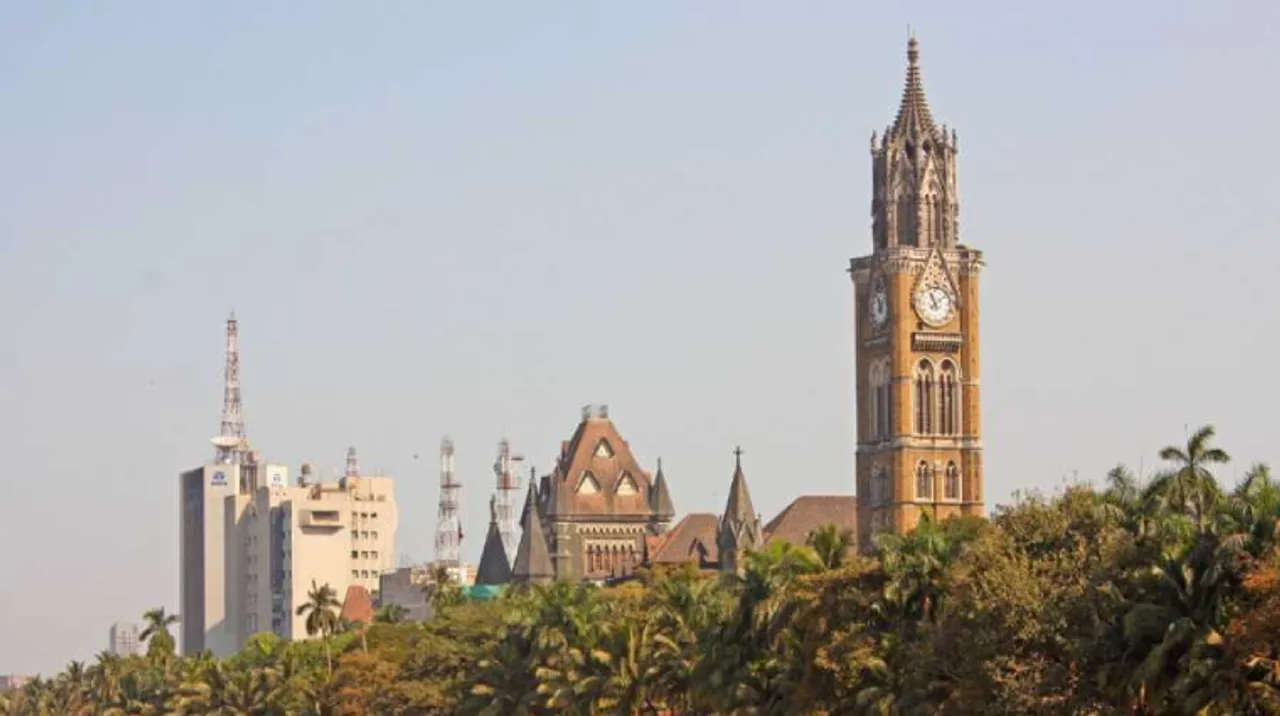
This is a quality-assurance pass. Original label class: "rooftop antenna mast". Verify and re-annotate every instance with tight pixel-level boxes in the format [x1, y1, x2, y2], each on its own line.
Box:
[435, 437, 462, 565]
[493, 438, 525, 567]
[211, 312, 247, 465]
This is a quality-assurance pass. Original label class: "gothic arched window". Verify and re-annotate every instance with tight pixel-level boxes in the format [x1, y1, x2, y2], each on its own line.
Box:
[939, 360, 960, 435]
[914, 359, 936, 434]
[897, 193, 916, 247]
[869, 359, 891, 440]
[875, 466, 890, 506]
[945, 462, 960, 500]
[915, 461, 934, 501]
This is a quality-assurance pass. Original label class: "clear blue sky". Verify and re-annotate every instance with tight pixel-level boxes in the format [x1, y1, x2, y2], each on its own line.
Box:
[2, 1, 1277, 674]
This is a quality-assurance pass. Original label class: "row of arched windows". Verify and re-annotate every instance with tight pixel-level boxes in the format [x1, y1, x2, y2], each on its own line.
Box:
[870, 358, 962, 439]
[892, 189, 948, 247]
[914, 461, 961, 501]
[914, 358, 961, 436]
[587, 543, 638, 577]
[871, 461, 962, 504]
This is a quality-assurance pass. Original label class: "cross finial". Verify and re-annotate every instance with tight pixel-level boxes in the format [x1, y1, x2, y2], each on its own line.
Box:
[733, 445, 744, 468]
[489, 494, 497, 522]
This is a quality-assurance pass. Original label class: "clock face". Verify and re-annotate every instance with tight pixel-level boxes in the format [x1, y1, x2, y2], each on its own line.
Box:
[914, 285, 954, 326]
[869, 279, 889, 327]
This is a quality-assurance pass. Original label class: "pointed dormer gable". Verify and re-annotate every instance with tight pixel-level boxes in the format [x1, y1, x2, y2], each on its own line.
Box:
[616, 472, 639, 495]
[594, 439, 614, 458]
[576, 472, 602, 494]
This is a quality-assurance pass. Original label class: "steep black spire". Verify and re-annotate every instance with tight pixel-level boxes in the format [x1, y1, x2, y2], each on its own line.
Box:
[512, 479, 555, 583]
[475, 495, 513, 585]
[650, 457, 675, 520]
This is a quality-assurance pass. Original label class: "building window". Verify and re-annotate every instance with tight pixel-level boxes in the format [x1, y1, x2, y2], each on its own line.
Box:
[869, 359, 891, 440]
[874, 466, 890, 506]
[945, 462, 960, 500]
[915, 461, 934, 501]
[371, 551, 378, 559]
[351, 550, 358, 559]
[350, 530, 357, 540]
[914, 359, 936, 434]
[576, 472, 601, 494]
[352, 570, 359, 578]
[939, 360, 960, 435]
[371, 530, 378, 539]
[616, 473, 638, 496]
[362, 570, 369, 578]
[361, 551, 369, 559]
[371, 512, 378, 519]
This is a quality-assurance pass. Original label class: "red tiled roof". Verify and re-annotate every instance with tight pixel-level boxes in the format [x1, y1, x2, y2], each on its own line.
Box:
[651, 513, 719, 565]
[340, 584, 375, 625]
[763, 496, 858, 548]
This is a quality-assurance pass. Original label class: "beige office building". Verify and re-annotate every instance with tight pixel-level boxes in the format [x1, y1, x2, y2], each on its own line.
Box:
[180, 452, 398, 656]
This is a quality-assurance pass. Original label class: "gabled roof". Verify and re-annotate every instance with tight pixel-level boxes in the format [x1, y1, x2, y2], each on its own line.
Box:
[764, 495, 859, 549]
[651, 513, 719, 565]
[513, 480, 555, 582]
[650, 458, 675, 519]
[475, 498, 513, 586]
[340, 585, 374, 625]
[549, 409, 657, 518]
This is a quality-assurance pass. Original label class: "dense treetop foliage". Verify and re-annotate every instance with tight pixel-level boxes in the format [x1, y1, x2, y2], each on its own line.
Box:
[5, 425, 1280, 715]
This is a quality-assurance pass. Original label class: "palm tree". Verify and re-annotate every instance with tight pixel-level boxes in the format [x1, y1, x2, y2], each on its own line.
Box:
[1146, 424, 1230, 533]
[874, 514, 956, 624]
[807, 523, 857, 571]
[139, 607, 179, 641]
[295, 580, 341, 673]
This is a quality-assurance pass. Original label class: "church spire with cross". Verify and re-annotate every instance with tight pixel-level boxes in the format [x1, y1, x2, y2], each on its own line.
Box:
[717, 445, 763, 573]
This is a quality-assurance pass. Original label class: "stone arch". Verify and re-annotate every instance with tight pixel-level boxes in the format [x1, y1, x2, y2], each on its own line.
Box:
[944, 461, 960, 500]
[869, 358, 892, 439]
[938, 359, 961, 435]
[915, 461, 934, 502]
[914, 358, 936, 434]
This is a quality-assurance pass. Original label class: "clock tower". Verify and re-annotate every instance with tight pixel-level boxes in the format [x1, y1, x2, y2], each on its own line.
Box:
[850, 37, 984, 546]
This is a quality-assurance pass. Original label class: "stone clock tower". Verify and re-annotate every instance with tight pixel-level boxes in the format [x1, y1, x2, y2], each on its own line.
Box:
[850, 38, 984, 546]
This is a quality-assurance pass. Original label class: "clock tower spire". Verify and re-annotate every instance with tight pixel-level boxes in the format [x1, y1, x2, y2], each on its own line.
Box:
[851, 38, 985, 546]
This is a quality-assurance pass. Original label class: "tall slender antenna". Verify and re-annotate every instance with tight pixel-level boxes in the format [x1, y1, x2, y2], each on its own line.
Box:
[493, 438, 524, 567]
[435, 437, 462, 565]
[212, 312, 247, 464]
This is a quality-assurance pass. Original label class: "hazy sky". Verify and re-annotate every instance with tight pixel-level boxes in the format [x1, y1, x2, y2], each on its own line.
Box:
[3, 1, 1278, 674]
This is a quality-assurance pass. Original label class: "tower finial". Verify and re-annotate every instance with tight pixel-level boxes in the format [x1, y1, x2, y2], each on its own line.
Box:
[888, 33, 936, 140]
[733, 445, 744, 469]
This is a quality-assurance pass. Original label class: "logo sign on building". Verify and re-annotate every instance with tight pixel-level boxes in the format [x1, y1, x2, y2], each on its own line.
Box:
[211, 471, 228, 487]
[270, 471, 285, 488]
